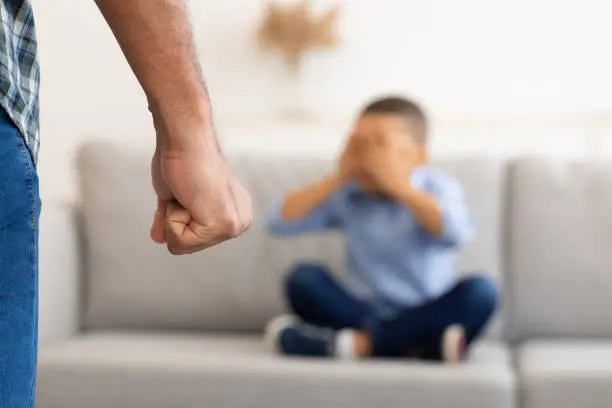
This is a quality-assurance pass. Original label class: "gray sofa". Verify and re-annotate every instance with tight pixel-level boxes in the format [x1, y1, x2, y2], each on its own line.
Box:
[36, 142, 612, 408]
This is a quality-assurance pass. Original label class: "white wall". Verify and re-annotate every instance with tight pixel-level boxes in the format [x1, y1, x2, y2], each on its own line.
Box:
[33, 0, 612, 347]
[33, 0, 612, 202]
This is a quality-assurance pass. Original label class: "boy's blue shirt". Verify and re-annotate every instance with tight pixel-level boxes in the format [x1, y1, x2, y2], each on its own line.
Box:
[267, 166, 475, 310]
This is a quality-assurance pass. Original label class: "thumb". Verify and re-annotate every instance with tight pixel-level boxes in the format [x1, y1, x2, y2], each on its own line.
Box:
[165, 201, 192, 240]
[165, 201, 212, 252]
[150, 197, 169, 244]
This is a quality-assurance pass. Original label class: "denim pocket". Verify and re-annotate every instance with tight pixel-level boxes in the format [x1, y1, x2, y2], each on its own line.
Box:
[17, 136, 41, 228]
[0, 111, 41, 229]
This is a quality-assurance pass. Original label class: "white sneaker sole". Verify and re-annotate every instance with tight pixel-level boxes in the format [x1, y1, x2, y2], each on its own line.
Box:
[264, 315, 298, 354]
[442, 324, 466, 363]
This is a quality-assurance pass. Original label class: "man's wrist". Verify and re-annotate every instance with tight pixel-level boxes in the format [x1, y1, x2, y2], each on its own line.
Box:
[150, 96, 216, 152]
[148, 84, 211, 123]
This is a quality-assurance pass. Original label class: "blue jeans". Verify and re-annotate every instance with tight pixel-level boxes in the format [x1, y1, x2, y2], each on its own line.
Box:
[285, 263, 498, 360]
[0, 108, 41, 407]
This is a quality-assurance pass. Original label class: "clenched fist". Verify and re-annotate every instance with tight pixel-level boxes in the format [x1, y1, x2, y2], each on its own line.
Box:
[149, 118, 252, 255]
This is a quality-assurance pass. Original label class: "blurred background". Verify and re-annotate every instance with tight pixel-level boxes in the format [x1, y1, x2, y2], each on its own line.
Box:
[34, 0, 612, 204]
[33, 1, 612, 407]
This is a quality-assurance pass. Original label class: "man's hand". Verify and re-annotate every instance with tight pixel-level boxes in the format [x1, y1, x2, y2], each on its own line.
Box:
[149, 134, 252, 255]
[95, 0, 252, 254]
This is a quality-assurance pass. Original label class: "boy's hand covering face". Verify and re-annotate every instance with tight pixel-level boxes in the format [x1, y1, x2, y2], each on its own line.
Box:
[340, 114, 422, 192]
[338, 137, 365, 181]
[362, 132, 416, 193]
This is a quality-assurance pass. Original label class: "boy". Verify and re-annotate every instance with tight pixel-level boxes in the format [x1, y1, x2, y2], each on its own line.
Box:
[265, 96, 498, 362]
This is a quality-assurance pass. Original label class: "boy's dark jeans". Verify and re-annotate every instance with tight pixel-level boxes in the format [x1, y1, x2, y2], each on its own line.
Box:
[285, 263, 498, 360]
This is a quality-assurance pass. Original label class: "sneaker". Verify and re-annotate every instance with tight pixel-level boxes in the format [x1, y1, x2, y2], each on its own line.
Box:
[264, 315, 335, 357]
[441, 324, 467, 363]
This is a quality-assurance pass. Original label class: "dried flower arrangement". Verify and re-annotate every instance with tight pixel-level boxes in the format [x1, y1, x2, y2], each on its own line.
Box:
[257, 0, 341, 72]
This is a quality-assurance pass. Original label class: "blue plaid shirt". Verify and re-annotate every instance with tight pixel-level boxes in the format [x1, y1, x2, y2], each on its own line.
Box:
[268, 168, 475, 309]
[0, 0, 40, 163]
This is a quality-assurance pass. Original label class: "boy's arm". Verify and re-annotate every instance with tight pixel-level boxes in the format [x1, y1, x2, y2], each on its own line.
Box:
[267, 174, 344, 236]
[388, 178, 474, 247]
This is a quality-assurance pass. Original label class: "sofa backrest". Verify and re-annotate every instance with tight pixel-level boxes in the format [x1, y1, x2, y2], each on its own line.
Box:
[507, 159, 612, 341]
[77, 142, 505, 338]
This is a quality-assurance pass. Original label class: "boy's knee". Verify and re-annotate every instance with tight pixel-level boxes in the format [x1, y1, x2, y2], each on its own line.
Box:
[284, 263, 329, 295]
[460, 275, 499, 316]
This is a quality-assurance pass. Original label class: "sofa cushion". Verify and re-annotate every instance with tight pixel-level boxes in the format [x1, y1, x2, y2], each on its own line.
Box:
[78, 142, 505, 335]
[518, 340, 612, 408]
[433, 158, 506, 340]
[78, 143, 345, 332]
[508, 159, 612, 340]
[37, 332, 515, 408]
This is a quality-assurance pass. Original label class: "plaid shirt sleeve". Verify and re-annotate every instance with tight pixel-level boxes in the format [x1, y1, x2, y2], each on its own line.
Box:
[0, 0, 40, 163]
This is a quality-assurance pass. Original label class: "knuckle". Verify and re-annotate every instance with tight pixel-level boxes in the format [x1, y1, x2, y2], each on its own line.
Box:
[241, 217, 253, 233]
[215, 212, 242, 238]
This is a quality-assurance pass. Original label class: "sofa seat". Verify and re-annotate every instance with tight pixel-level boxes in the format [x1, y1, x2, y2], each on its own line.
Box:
[519, 340, 612, 408]
[37, 332, 515, 408]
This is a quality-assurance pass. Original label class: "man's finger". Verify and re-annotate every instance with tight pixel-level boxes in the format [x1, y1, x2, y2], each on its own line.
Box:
[165, 201, 191, 238]
[165, 201, 209, 254]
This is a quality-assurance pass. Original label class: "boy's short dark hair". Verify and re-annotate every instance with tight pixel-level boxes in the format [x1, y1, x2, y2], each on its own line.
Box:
[361, 96, 428, 144]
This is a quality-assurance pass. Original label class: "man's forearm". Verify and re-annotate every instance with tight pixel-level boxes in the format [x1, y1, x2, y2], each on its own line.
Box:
[95, 0, 210, 142]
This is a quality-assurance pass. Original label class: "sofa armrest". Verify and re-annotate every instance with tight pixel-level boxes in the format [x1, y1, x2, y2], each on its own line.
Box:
[39, 201, 82, 348]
